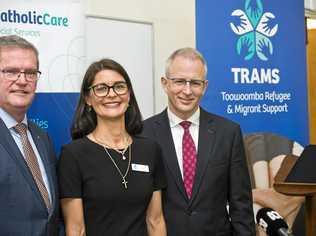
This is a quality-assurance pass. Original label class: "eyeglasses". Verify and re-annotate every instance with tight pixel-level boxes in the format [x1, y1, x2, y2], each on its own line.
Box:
[166, 77, 206, 89]
[88, 81, 128, 97]
[0, 68, 41, 82]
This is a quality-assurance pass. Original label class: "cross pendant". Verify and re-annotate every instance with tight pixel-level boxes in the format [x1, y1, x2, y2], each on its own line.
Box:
[122, 179, 128, 189]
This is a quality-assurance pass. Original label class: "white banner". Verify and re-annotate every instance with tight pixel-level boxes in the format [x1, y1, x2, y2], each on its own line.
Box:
[0, 0, 85, 92]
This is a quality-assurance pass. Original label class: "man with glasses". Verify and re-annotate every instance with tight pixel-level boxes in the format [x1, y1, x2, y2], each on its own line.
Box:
[142, 48, 255, 235]
[0, 35, 60, 235]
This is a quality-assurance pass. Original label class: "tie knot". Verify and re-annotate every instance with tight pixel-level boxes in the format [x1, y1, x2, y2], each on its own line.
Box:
[180, 121, 191, 130]
[14, 123, 28, 135]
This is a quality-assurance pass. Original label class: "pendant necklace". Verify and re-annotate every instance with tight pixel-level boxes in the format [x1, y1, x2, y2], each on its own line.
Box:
[93, 134, 129, 161]
[114, 146, 128, 160]
[103, 143, 131, 189]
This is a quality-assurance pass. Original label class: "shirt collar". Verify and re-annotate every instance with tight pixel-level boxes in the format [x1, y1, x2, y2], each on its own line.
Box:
[0, 108, 28, 130]
[167, 107, 200, 128]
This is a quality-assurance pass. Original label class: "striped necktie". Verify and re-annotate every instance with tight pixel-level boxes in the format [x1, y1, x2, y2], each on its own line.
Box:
[14, 123, 51, 210]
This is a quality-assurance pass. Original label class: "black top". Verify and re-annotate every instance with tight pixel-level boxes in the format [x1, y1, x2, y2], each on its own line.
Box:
[58, 136, 166, 236]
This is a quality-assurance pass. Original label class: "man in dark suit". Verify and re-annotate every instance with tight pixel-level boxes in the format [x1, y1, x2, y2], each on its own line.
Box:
[0, 35, 59, 235]
[142, 48, 255, 235]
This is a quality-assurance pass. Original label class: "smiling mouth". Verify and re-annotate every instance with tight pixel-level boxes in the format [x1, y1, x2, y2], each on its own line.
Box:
[179, 97, 194, 103]
[12, 90, 29, 95]
[103, 102, 121, 107]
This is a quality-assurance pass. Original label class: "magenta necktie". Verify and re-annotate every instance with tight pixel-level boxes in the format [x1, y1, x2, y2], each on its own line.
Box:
[180, 121, 197, 198]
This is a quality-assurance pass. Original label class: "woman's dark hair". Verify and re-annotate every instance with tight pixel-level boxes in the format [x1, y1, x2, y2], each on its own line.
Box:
[71, 58, 143, 139]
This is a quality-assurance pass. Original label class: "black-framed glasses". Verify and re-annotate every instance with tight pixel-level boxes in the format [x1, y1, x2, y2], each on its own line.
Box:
[166, 77, 206, 89]
[0, 68, 41, 82]
[88, 81, 128, 97]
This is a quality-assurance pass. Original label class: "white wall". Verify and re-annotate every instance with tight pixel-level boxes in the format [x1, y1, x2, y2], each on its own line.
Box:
[305, 0, 316, 11]
[307, 18, 316, 29]
[85, 0, 196, 113]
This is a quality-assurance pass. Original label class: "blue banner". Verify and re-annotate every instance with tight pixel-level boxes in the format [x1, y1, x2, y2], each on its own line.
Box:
[28, 93, 79, 155]
[196, 0, 309, 145]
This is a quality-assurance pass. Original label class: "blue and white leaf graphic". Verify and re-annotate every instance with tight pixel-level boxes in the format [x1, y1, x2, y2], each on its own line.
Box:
[237, 32, 256, 60]
[256, 33, 273, 61]
[230, 0, 277, 61]
[256, 12, 278, 37]
[230, 9, 253, 35]
[245, 0, 263, 27]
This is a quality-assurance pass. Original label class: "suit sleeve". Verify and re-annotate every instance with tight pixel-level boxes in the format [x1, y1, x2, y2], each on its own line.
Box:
[228, 126, 256, 236]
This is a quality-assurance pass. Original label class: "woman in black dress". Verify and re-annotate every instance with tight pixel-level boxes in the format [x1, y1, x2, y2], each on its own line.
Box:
[58, 59, 167, 236]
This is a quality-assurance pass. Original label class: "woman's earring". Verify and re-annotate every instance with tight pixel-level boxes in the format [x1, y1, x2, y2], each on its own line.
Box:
[87, 105, 92, 112]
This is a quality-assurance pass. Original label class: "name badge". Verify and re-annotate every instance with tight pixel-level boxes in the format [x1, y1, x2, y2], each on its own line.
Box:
[132, 163, 149, 172]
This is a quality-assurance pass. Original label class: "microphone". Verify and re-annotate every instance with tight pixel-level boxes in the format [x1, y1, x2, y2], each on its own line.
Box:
[256, 207, 294, 236]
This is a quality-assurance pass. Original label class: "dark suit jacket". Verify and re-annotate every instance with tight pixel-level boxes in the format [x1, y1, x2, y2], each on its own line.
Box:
[142, 108, 255, 236]
[0, 118, 60, 236]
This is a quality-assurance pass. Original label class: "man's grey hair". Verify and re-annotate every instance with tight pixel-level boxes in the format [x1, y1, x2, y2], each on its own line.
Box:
[165, 47, 208, 78]
[0, 35, 39, 68]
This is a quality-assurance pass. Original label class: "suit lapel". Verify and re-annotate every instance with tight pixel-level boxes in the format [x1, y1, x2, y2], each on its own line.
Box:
[190, 109, 216, 204]
[0, 119, 48, 212]
[29, 122, 56, 215]
[155, 110, 188, 200]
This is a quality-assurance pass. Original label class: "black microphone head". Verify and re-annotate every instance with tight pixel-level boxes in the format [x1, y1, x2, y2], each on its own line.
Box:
[256, 207, 288, 236]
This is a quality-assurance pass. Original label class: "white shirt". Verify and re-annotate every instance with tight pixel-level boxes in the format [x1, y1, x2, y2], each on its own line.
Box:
[167, 107, 200, 178]
[0, 108, 52, 203]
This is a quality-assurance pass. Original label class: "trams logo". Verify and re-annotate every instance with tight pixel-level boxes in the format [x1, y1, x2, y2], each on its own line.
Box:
[230, 0, 278, 61]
